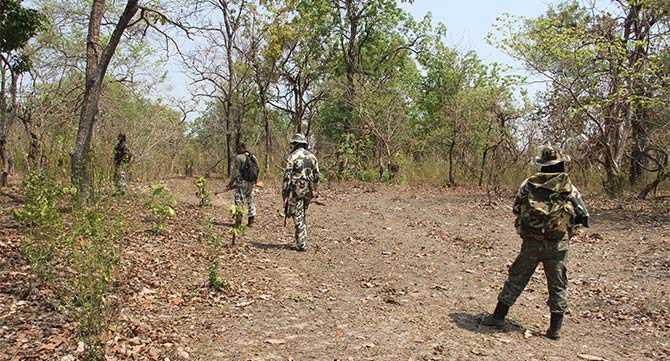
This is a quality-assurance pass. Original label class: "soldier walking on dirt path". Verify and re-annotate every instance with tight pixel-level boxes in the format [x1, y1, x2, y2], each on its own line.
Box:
[481, 146, 590, 340]
[113, 133, 132, 195]
[226, 143, 259, 227]
[283, 133, 320, 252]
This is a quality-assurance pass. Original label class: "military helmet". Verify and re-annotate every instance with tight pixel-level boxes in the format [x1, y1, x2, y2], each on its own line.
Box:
[290, 133, 308, 145]
[535, 145, 570, 167]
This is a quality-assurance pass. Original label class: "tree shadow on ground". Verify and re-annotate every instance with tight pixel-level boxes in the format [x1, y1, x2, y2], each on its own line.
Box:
[449, 312, 524, 335]
[249, 241, 295, 251]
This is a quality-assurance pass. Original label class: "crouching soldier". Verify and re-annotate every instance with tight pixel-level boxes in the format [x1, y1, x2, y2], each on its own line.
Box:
[283, 133, 320, 251]
[481, 146, 589, 340]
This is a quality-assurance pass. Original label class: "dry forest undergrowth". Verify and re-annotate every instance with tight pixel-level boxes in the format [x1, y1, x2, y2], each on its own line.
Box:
[1, 177, 669, 361]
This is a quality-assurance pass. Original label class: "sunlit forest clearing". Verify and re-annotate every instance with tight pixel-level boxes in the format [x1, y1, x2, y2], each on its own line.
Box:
[1, 0, 669, 360]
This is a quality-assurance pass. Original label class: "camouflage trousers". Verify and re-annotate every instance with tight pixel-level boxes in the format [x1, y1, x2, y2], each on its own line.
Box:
[287, 197, 310, 249]
[497, 236, 569, 313]
[113, 163, 128, 195]
[234, 181, 256, 222]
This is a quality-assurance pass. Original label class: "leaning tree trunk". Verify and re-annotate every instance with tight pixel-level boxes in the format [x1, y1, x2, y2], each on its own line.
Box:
[0, 71, 18, 187]
[71, 0, 140, 200]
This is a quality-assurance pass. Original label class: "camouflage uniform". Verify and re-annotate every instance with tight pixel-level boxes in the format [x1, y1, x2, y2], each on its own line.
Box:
[283, 134, 320, 250]
[231, 152, 256, 223]
[497, 173, 588, 313]
[483, 147, 589, 339]
[113, 136, 132, 195]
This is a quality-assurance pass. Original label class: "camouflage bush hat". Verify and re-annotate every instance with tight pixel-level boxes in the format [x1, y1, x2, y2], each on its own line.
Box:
[290, 133, 308, 145]
[535, 146, 570, 167]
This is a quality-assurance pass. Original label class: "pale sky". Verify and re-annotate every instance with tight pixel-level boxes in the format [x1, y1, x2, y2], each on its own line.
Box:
[158, 0, 577, 108]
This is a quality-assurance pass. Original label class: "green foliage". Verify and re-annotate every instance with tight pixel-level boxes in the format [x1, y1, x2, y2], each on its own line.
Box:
[0, 0, 46, 72]
[194, 176, 211, 207]
[203, 217, 224, 248]
[144, 184, 176, 234]
[228, 204, 248, 244]
[12, 173, 64, 280]
[13, 173, 121, 360]
[208, 259, 226, 291]
[65, 204, 121, 360]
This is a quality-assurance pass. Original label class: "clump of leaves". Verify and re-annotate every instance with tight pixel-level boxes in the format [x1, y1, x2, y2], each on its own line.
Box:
[12, 173, 65, 281]
[144, 183, 176, 234]
[204, 217, 224, 248]
[228, 204, 248, 244]
[208, 259, 226, 290]
[65, 204, 121, 360]
[194, 176, 212, 207]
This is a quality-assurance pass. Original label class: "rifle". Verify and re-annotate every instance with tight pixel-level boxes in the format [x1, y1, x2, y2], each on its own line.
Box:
[214, 181, 265, 196]
[283, 197, 289, 227]
[214, 187, 233, 196]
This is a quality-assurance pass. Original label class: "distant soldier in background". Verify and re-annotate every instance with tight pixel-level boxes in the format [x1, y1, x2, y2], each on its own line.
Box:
[113, 133, 132, 195]
[481, 146, 589, 340]
[283, 133, 320, 251]
[226, 142, 259, 226]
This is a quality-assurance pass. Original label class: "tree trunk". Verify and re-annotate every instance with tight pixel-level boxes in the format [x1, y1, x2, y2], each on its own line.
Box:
[262, 105, 271, 172]
[0, 65, 7, 187]
[629, 117, 647, 186]
[20, 114, 41, 173]
[447, 137, 456, 186]
[71, 0, 139, 200]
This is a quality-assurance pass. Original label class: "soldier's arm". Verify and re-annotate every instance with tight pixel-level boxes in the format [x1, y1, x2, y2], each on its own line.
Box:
[282, 155, 294, 199]
[227, 156, 241, 189]
[512, 180, 529, 215]
[570, 185, 590, 227]
[313, 155, 320, 184]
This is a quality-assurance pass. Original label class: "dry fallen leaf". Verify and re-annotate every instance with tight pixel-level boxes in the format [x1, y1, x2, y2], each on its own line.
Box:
[264, 339, 286, 345]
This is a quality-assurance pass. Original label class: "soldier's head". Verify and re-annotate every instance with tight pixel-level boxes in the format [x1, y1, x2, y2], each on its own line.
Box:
[236, 142, 247, 154]
[536, 146, 569, 173]
[117, 133, 126, 143]
[290, 133, 308, 150]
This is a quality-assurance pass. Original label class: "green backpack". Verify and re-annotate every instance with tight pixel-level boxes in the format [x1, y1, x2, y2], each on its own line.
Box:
[517, 173, 576, 241]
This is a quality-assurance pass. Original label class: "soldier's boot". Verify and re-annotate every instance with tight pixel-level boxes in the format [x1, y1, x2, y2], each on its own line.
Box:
[546, 313, 564, 340]
[247, 216, 255, 227]
[480, 301, 509, 329]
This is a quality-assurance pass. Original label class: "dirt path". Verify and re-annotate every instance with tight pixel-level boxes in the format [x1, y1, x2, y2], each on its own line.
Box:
[2, 180, 669, 360]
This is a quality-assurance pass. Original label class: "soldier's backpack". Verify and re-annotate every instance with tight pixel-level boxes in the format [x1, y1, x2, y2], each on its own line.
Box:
[240, 152, 259, 183]
[289, 153, 316, 198]
[517, 174, 576, 241]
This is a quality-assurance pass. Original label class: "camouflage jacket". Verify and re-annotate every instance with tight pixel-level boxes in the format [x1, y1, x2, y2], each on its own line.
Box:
[113, 142, 132, 166]
[513, 172, 590, 228]
[282, 148, 320, 199]
[231, 153, 250, 186]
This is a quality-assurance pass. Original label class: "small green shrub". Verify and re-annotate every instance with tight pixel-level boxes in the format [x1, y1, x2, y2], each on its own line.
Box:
[12, 173, 65, 281]
[208, 259, 226, 290]
[144, 184, 176, 234]
[66, 204, 121, 361]
[194, 176, 211, 207]
[12, 173, 63, 228]
[204, 217, 224, 248]
[228, 204, 247, 244]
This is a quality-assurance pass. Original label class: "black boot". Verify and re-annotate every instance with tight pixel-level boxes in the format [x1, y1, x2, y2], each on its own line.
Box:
[480, 301, 509, 329]
[546, 313, 564, 340]
[247, 216, 255, 227]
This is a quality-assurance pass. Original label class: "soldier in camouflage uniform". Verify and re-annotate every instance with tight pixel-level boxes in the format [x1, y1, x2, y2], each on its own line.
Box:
[226, 143, 257, 226]
[283, 133, 320, 251]
[113, 133, 132, 195]
[481, 146, 589, 340]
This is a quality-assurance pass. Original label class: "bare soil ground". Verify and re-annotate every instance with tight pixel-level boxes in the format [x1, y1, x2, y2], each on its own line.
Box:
[2, 178, 669, 360]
